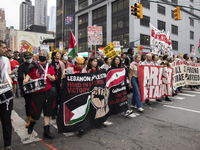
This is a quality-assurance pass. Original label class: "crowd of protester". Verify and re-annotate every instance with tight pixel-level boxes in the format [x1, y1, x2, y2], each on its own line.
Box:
[1, 39, 200, 150]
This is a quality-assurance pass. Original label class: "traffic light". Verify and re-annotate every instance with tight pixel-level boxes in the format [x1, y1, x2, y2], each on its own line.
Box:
[174, 6, 181, 20]
[131, 3, 143, 19]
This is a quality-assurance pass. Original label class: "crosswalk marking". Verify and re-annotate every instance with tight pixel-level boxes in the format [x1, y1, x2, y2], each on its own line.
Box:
[181, 91, 200, 94]
[178, 93, 196, 97]
[11, 111, 41, 144]
[163, 105, 200, 114]
[171, 96, 185, 100]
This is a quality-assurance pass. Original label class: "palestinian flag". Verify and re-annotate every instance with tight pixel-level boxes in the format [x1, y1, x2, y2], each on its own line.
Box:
[198, 39, 200, 53]
[106, 68, 125, 89]
[64, 95, 91, 126]
[68, 31, 77, 59]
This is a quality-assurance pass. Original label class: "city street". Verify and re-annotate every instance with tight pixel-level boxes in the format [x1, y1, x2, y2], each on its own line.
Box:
[0, 87, 200, 150]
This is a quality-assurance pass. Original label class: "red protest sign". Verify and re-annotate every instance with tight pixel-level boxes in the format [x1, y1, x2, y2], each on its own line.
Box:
[139, 65, 173, 102]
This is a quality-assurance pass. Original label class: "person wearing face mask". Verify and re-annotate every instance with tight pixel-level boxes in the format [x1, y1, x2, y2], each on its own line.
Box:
[61, 53, 71, 69]
[18, 52, 33, 128]
[23, 50, 56, 139]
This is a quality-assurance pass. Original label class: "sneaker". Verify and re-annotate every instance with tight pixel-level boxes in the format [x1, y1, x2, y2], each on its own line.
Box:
[124, 110, 133, 117]
[130, 105, 137, 109]
[145, 101, 152, 106]
[177, 91, 181, 93]
[28, 121, 36, 134]
[138, 108, 144, 112]
[165, 97, 171, 102]
[78, 129, 84, 135]
[156, 99, 162, 102]
[5, 146, 12, 150]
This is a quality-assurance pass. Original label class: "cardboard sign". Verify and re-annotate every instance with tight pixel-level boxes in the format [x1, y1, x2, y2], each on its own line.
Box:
[88, 26, 103, 45]
[103, 43, 118, 59]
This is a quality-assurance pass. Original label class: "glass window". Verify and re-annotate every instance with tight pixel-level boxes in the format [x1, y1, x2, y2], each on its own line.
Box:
[172, 40, 178, 50]
[158, 5, 165, 15]
[79, 0, 88, 10]
[140, 0, 150, 9]
[171, 10, 174, 19]
[140, 16, 150, 27]
[190, 31, 194, 39]
[140, 34, 150, 46]
[157, 20, 165, 31]
[112, 2, 117, 13]
[190, 44, 194, 52]
[190, 18, 194, 26]
[172, 25, 178, 35]
[118, 0, 124, 11]
[171, 0, 178, 4]
[112, 0, 129, 12]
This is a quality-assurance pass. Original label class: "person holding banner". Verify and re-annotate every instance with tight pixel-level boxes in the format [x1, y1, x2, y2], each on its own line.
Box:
[142, 54, 154, 106]
[86, 57, 99, 73]
[111, 56, 134, 115]
[23, 50, 56, 139]
[100, 57, 111, 71]
[129, 54, 144, 112]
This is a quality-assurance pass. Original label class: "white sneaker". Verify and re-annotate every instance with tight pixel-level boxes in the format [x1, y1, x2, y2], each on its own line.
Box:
[138, 107, 144, 112]
[124, 110, 133, 117]
[130, 105, 137, 109]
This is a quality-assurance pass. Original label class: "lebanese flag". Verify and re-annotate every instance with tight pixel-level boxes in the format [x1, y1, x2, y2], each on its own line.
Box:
[198, 39, 200, 53]
[68, 31, 77, 59]
[106, 68, 125, 89]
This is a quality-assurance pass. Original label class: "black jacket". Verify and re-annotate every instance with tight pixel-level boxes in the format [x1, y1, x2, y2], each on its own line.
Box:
[18, 62, 30, 88]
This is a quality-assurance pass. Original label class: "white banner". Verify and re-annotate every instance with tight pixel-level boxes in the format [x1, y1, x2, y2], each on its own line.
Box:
[150, 23, 172, 57]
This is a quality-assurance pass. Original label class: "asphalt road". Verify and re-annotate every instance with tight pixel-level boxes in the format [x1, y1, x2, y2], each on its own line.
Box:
[0, 87, 200, 150]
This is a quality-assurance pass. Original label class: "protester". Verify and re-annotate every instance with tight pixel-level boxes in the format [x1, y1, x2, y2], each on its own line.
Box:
[141, 54, 146, 62]
[50, 52, 65, 118]
[129, 54, 144, 112]
[18, 52, 33, 128]
[111, 56, 134, 116]
[65, 57, 87, 75]
[152, 54, 162, 102]
[13, 51, 24, 64]
[86, 57, 99, 73]
[0, 40, 13, 150]
[23, 50, 56, 139]
[32, 54, 37, 62]
[68, 56, 73, 65]
[100, 57, 111, 71]
[97, 53, 105, 67]
[124, 48, 134, 68]
[121, 53, 127, 66]
[142, 54, 153, 106]
[157, 55, 163, 64]
[6, 50, 19, 97]
[62, 53, 71, 69]
[83, 57, 89, 70]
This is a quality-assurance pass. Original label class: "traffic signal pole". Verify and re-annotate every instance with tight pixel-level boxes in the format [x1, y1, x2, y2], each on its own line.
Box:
[144, 0, 200, 12]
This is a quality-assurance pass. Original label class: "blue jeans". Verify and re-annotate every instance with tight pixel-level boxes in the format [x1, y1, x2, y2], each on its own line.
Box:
[131, 76, 142, 108]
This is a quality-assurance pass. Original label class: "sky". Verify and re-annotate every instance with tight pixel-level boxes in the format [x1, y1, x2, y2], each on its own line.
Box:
[0, 0, 56, 30]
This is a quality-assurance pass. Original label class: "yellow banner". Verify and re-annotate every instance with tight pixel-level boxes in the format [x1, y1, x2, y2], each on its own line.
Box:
[28, 46, 32, 53]
[103, 43, 118, 59]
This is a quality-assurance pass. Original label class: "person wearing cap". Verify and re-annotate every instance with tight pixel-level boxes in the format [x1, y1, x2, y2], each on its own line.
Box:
[65, 56, 87, 75]
[18, 52, 33, 128]
[13, 50, 24, 65]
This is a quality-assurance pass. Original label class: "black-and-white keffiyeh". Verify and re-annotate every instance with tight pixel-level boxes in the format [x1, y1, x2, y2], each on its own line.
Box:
[0, 59, 6, 84]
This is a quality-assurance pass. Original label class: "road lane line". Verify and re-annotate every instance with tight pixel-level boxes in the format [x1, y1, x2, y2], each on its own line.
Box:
[163, 105, 200, 114]
[11, 111, 41, 144]
[182, 91, 200, 94]
[178, 93, 196, 97]
[171, 96, 185, 100]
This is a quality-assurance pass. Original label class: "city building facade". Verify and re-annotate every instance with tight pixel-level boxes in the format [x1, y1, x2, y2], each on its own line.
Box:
[49, 6, 56, 32]
[19, 0, 34, 31]
[56, 0, 200, 57]
[0, 8, 6, 41]
[34, 0, 47, 27]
